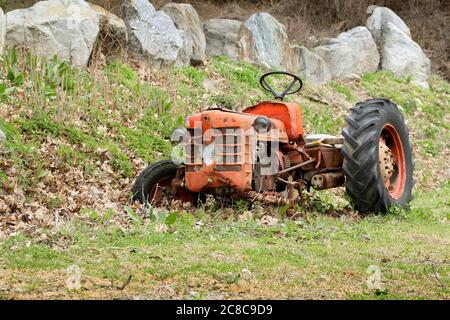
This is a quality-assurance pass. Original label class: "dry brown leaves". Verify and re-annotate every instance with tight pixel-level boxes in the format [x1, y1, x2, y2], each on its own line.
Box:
[0, 135, 132, 238]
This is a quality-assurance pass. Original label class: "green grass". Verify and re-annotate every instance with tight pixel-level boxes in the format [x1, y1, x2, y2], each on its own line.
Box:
[361, 72, 449, 127]
[0, 186, 448, 299]
[175, 66, 207, 87]
[2, 50, 446, 188]
[330, 81, 355, 102]
[106, 60, 139, 92]
[210, 56, 262, 90]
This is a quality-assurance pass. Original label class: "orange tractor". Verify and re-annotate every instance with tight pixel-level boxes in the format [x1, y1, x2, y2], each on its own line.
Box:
[132, 72, 413, 213]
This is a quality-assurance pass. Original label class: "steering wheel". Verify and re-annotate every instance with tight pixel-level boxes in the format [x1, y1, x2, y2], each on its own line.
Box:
[259, 71, 303, 100]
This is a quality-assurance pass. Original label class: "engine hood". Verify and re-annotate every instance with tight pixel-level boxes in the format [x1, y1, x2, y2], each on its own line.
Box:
[187, 107, 289, 142]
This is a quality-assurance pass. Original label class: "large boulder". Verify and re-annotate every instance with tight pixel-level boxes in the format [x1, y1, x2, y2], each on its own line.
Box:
[5, 0, 99, 67]
[161, 3, 205, 65]
[380, 22, 430, 88]
[366, 6, 430, 88]
[0, 7, 5, 55]
[236, 24, 258, 64]
[88, 3, 128, 59]
[203, 18, 242, 60]
[244, 13, 290, 69]
[174, 30, 193, 67]
[367, 6, 411, 46]
[289, 46, 331, 84]
[203, 18, 257, 63]
[119, 0, 184, 68]
[315, 26, 379, 79]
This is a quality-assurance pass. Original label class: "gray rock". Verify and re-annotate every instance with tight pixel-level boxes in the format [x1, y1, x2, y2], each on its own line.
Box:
[315, 26, 379, 79]
[365, 6, 430, 87]
[244, 12, 291, 69]
[88, 3, 128, 59]
[88, 3, 127, 42]
[0, 7, 5, 55]
[236, 24, 258, 63]
[289, 45, 331, 84]
[125, 0, 156, 20]
[5, 0, 99, 67]
[380, 22, 430, 88]
[203, 18, 257, 63]
[119, 0, 184, 68]
[367, 5, 379, 14]
[367, 6, 411, 47]
[161, 3, 205, 65]
[174, 30, 193, 67]
[204, 18, 242, 60]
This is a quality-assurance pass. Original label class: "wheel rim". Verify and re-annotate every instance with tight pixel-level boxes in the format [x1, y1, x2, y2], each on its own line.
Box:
[148, 177, 194, 205]
[148, 177, 172, 205]
[379, 124, 406, 199]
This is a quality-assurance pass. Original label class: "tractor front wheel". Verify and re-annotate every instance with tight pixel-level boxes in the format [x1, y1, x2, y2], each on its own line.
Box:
[131, 160, 200, 206]
[341, 99, 413, 213]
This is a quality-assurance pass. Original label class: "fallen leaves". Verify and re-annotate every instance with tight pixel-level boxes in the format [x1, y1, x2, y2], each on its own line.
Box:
[258, 215, 279, 227]
[0, 134, 132, 237]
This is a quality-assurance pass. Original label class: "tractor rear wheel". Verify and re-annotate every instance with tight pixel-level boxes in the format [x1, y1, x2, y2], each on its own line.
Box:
[132, 160, 200, 206]
[341, 99, 413, 213]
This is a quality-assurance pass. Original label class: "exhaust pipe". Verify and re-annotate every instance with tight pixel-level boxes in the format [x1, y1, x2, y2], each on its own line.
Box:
[311, 172, 344, 190]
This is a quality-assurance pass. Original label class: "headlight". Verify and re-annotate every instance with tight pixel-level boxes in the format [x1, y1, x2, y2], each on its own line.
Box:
[253, 116, 271, 133]
[202, 143, 216, 166]
[171, 127, 189, 144]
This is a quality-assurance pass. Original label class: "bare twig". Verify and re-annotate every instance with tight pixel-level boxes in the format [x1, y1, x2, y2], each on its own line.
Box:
[425, 257, 447, 289]
[117, 275, 132, 291]
[304, 95, 331, 105]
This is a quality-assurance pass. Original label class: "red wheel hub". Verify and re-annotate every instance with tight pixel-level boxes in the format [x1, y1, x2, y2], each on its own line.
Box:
[379, 124, 406, 199]
[149, 177, 194, 205]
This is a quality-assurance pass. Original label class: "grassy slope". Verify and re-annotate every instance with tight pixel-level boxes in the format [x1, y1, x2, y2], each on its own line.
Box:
[0, 50, 449, 299]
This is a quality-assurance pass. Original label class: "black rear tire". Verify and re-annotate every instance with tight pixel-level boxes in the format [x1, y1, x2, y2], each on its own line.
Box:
[341, 98, 413, 213]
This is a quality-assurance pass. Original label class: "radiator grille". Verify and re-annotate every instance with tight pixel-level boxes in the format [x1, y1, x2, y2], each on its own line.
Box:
[185, 127, 242, 171]
[186, 128, 201, 165]
[215, 128, 241, 165]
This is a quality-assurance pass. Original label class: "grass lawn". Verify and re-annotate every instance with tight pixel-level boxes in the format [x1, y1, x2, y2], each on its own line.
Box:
[0, 184, 448, 300]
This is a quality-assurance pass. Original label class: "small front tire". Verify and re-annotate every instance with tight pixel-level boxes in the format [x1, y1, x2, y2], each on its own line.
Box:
[132, 160, 201, 206]
[131, 160, 178, 205]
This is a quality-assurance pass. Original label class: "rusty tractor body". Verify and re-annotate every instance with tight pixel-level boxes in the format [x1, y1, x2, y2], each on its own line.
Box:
[132, 72, 413, 213]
